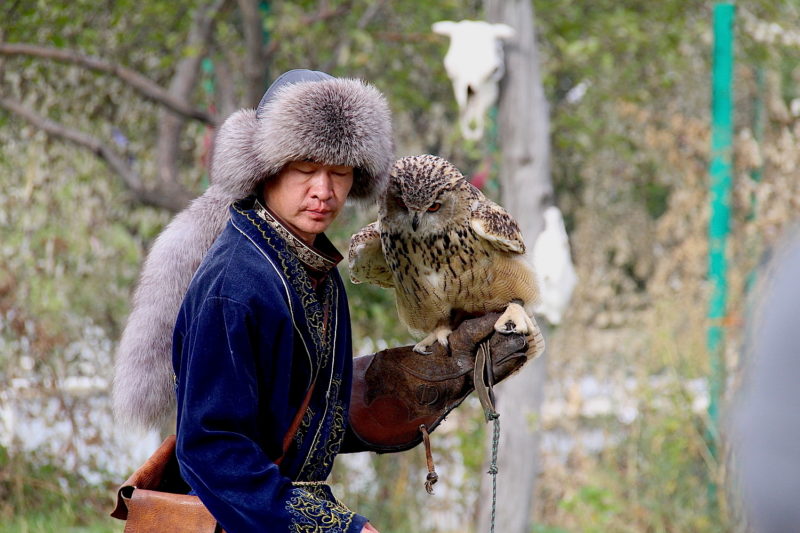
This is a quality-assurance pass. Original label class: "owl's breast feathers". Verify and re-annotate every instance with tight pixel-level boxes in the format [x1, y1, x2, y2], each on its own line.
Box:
[380, 221, 535, 333]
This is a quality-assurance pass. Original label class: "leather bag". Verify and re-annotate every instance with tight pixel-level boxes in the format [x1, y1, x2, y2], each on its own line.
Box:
[111, 385, 315, 532]
[110, 435, 221, 533]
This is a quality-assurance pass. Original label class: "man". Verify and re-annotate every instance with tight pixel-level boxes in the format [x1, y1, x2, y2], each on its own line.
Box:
[115, 70, 534, 532]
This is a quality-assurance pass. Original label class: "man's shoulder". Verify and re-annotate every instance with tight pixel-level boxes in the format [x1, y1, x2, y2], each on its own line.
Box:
[190, 222, 288, 305]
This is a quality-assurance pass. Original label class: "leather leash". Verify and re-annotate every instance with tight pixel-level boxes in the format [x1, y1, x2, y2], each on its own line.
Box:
[475, 340, 500, 533]
[419, 424, 438, 494]
[275, 383, 316, 467]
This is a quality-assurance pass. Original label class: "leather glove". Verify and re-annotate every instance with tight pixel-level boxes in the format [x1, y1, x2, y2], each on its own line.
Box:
[347, 312, 544, 452]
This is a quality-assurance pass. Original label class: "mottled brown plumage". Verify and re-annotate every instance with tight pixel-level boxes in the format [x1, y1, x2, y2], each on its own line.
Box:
[349, 154, 542, 354]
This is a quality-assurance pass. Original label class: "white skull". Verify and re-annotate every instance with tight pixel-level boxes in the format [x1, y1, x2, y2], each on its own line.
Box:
[432, 20, 515, 141]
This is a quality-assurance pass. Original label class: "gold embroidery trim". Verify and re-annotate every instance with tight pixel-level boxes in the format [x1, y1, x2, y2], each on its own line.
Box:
[253, 200, 339, 273]
[285, 487, 356, 532]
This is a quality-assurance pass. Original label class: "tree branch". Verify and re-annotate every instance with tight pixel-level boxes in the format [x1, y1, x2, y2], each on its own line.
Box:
[0, 42, 215, 125]
[301, 2, 351, 26]
[0, 97, 193, 212]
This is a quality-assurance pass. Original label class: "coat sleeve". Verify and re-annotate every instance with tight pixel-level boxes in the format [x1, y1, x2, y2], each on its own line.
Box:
[174, 295, 368, 533]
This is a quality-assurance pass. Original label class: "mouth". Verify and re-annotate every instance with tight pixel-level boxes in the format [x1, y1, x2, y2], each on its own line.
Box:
[305, 209, 333, 220]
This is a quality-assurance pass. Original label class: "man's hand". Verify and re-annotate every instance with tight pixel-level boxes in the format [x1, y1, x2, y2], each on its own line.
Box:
[347, 312, 542, 452]
[362, 523, 380, 533]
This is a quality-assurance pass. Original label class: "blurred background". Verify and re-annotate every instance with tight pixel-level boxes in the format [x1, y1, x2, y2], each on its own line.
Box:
[1, 0, 799, 531]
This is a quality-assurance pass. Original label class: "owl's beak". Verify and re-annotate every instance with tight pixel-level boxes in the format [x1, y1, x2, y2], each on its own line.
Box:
[412, 213, 420, 231]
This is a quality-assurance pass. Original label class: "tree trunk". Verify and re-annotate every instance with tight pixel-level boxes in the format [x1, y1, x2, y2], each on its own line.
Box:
[477, 1, 552, 532]
[156, 0, 226, 199]
[237, 0, 270, 107]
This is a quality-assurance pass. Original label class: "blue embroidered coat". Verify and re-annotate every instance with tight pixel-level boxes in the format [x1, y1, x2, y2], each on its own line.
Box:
[173, 197, 368, 533]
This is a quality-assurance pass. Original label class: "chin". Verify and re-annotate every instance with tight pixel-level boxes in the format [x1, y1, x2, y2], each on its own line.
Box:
[299, 220, 332, 237]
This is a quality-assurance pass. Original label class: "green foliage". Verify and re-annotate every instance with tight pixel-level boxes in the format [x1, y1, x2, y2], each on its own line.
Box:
[554, 405, 717, 533]
[0, 445, 117, 532]
[560, 485, 619, 532]
[0, 511, 119, 533]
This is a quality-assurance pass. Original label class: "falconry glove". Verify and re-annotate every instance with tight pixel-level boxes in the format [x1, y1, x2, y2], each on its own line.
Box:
[347, 311, 544, 453]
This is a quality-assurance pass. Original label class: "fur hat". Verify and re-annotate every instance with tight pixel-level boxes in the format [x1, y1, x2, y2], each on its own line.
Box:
[113, 71, 394, 429]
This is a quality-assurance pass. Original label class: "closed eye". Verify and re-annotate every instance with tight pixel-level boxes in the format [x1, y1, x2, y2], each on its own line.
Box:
[396, 198, 407, 210]
[293, 162, 316, 174]
[427, 202, 441, 212]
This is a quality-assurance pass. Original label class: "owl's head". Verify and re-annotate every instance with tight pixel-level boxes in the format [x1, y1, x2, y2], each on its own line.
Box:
[379, 154, 473, 234]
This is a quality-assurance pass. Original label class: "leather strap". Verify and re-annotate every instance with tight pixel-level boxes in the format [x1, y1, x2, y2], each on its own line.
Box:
[474, 341, 497, 421]
[275, 383, 316, 466]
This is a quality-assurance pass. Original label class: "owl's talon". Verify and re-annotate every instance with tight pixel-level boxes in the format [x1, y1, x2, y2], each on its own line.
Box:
[494, 302, 531, 336]
[414, 326, 453, 355]
[435, 327, 452, 347]
[413, 342, 433, 355]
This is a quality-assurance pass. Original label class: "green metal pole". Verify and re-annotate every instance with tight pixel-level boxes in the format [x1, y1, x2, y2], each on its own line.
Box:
[707, 2, 735, 507]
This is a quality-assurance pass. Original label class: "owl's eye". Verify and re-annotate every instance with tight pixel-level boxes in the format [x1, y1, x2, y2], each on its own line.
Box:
[396, 198, 407, 210]
[427, 202, 442, 213]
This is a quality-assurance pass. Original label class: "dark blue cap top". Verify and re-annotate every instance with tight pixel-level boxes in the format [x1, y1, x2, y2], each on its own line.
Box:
[255, 69, 334, 119]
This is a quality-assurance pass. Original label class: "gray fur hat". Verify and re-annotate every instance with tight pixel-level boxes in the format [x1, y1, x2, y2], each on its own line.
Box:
[113, 71, 394, 429]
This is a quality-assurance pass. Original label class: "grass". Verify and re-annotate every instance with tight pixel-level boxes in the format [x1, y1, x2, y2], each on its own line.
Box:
[0, 508, 121, 533]
[0, 444, 122, 533]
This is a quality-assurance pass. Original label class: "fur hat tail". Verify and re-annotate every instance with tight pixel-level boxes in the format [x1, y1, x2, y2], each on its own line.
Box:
[112, 189, 231, 427]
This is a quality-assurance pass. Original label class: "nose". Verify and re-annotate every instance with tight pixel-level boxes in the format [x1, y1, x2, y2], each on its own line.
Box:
[309, 169, 334, 201]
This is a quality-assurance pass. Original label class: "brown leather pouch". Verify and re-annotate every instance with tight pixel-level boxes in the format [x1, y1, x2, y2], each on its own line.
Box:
[111, 384, 315, 531]
[110, 435, 221, 532]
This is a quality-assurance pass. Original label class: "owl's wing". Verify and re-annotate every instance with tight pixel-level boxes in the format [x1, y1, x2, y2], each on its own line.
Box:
[348, 221, 395, 288]
[470, 200, 526, 254]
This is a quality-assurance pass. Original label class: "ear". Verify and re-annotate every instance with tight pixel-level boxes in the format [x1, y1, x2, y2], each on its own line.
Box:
[491, 23, 516, 41]
[432, 20, 456, 37]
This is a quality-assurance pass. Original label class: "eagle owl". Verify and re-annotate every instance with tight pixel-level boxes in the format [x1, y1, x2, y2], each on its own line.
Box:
[349, 154, 540, 354]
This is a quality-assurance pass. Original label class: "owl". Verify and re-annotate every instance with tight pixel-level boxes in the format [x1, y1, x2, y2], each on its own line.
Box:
[349, 154, 540, 354]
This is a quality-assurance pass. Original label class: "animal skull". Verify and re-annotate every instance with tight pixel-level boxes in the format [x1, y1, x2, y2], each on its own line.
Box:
[432, 20, 515, 141]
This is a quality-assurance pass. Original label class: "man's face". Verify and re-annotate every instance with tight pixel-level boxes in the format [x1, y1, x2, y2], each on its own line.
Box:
[263, 161, 354, 245]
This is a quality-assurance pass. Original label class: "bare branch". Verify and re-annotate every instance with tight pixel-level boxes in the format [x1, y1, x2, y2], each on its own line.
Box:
[0, 42, 214, 125]
[301, 2, 351, 26]
[0, 97, 193, 212]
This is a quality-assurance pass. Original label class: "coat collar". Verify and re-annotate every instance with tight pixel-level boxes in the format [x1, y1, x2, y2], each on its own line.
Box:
[251, 198, 343, 275]
[233, 196, 343, 277]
